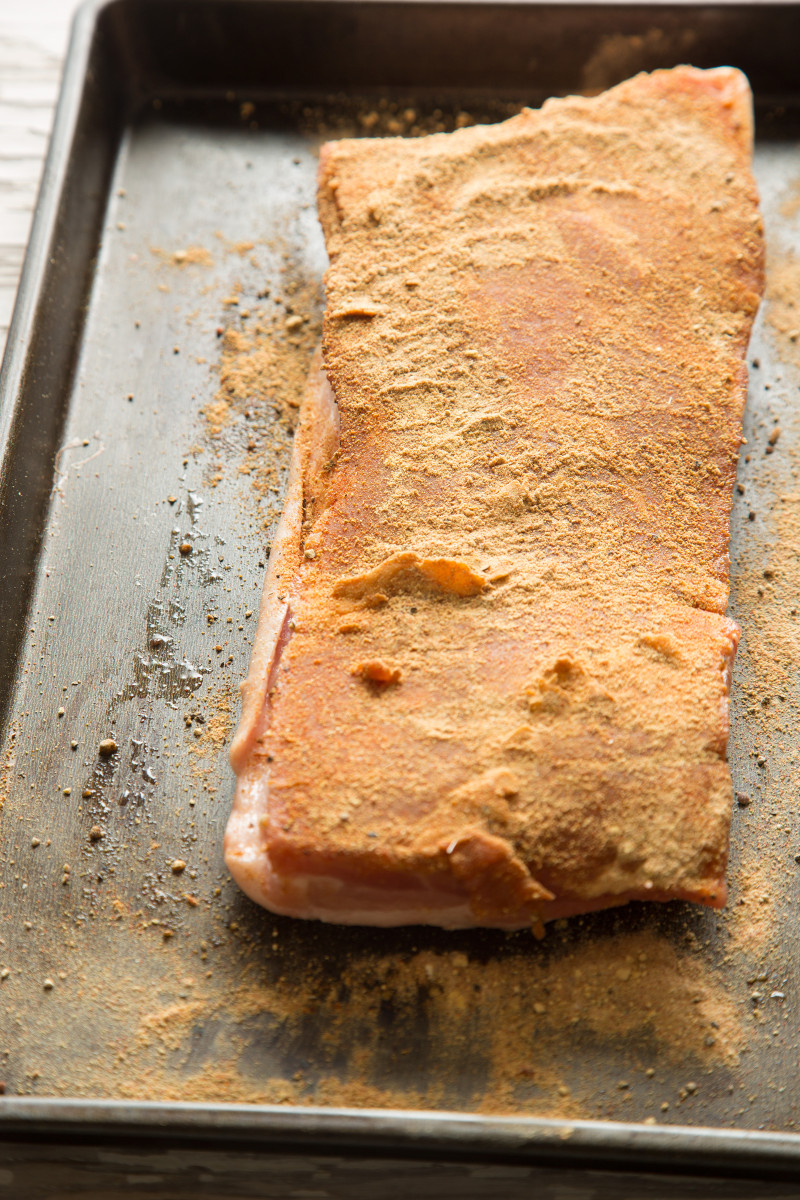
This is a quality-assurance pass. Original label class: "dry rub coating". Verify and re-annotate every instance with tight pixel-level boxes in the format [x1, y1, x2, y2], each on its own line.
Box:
[226, 67, 765, 929]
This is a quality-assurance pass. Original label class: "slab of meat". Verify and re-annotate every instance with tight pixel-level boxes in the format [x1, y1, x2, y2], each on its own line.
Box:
[225, 67, 764, 930]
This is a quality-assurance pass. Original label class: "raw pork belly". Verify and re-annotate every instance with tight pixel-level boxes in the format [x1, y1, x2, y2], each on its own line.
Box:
[226, 67, 764, 929]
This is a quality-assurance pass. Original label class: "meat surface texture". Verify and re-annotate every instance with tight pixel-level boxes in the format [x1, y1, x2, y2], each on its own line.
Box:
[226, 67, 765, 930]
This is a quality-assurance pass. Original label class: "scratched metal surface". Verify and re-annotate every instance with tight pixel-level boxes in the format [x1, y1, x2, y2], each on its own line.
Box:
[2, 0, 800, 1183]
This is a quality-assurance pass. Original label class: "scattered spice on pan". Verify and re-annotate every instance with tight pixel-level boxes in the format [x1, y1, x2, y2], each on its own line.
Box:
[765, 251, 800, 367]
[0, 720, 18, 811]
[149, 245, 213, 269]
[283, 96, 498, 141]
[0, 918, 742, 1121]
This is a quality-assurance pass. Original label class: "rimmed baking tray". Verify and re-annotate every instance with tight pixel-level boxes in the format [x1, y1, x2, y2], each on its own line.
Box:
[2, 0, 800, 1195]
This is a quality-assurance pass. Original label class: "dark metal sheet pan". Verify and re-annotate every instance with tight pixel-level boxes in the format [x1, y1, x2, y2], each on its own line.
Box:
[3, 0, 800, 1194]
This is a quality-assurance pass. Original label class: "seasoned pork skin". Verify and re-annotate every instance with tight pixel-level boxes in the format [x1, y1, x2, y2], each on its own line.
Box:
[226, 67, 764, 930]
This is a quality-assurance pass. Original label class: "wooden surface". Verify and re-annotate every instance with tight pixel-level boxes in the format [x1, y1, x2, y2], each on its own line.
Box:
[0, 0, 75, 359]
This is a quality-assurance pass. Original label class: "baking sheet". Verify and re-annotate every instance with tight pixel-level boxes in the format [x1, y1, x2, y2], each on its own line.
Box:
[2, 0, 800, 1181]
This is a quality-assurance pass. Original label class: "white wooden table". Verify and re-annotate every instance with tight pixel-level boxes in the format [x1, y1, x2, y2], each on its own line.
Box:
[0, 0, 76, 359]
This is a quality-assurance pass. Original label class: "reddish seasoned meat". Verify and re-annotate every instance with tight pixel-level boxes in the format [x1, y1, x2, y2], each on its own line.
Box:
[226, 67, 764, 930]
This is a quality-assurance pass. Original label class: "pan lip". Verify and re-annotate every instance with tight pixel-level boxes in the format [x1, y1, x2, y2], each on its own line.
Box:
[1, 1098, 800, 1175]
[1, 0, 799, 1170]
